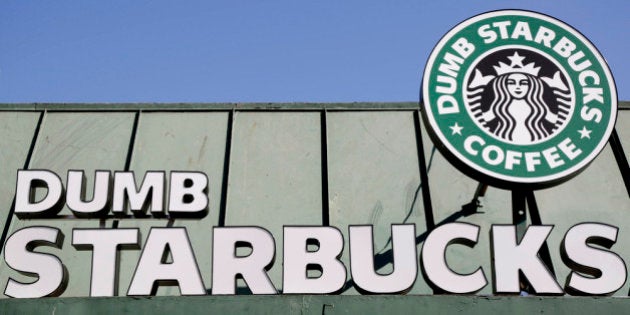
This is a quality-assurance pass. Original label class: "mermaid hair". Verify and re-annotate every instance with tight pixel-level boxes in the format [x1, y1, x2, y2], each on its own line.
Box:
[489, 73, 551, 141]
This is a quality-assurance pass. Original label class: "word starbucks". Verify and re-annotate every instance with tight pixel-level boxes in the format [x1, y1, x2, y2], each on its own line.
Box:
[5, 222, 627, 298]
[4, 170, 628, 298]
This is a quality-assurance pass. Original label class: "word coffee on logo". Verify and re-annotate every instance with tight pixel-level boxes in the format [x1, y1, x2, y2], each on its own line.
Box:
[421, 10, 617, 188]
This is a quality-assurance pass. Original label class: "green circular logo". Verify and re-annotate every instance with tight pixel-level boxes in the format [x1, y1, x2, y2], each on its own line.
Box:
[421, 10, 617, 188]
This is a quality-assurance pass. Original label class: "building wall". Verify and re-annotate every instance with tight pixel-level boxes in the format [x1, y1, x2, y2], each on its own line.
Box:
[0, 103, 628, 309]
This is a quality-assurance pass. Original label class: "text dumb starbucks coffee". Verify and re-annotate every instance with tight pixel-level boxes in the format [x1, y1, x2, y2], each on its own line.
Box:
[434, 25, 604, 172]
[423, 10, 617, 187]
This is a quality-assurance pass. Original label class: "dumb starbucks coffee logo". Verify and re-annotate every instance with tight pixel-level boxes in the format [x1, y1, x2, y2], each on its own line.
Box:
[421, 10, 617, 188]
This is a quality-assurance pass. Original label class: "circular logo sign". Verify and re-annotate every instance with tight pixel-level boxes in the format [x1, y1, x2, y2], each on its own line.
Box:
[421, 10, 617, 188]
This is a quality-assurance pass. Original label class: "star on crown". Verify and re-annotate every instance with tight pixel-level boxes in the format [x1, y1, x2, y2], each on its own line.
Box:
[493, 52, 540, 76]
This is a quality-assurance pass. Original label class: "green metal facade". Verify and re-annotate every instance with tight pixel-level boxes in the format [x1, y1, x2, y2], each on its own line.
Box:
[0, 102, 629, 313]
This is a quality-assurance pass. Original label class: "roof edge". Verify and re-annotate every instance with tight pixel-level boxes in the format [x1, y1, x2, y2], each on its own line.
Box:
[0, 102, 421, 111]
[0, 101, 627, 111]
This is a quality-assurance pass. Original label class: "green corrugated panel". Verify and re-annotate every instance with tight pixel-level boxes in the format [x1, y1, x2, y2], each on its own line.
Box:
[616, 111, 630, 161]
[0, 112, 40, 234]
[418, 118, 514, 295]
[116, 112, 229, 295]
[326, 111, 431, 294]
[0, 112, 135, 297]
[0, 105, 629, 299]
[225, 112, 323, 291]
[535, 144, 630, 296]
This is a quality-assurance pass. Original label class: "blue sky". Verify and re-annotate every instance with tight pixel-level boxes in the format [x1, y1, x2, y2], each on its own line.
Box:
[1, 1, 628, 103]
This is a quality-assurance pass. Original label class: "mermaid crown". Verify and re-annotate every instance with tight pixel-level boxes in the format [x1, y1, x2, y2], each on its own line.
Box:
[493, 52, 540, 76]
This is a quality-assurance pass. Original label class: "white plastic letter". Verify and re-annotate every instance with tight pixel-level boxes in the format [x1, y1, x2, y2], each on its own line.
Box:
[66, 170, 110, 216]
[283, 226, 346, 294]
[113, 172, 165, 215]
[212, 227, 277, 295]
[4, 227, 66, 298]
[492, 225, 563, 294]
[562, 223, 626, 295]
[15, 170, 64, 217]
[128, 228, 205, 295]
[422, 222, 487, 293]
[168, 172, 208, 216]
[350, 224, 418, 294]
[73, 229, 139, 297]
